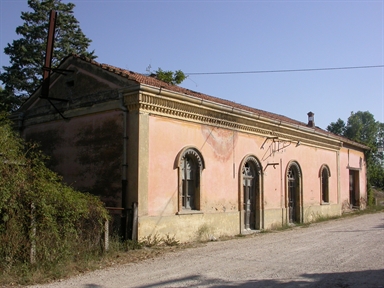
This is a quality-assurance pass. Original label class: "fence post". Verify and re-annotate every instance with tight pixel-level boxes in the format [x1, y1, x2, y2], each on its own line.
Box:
[131, 202, 138, 241]
[30, 202, 36, 264]
[124, 208, 129, 240]
[104, 218, 109, 252]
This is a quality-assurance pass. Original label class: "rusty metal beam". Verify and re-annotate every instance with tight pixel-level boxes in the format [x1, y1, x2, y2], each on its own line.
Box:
[41, 10, 57, 99]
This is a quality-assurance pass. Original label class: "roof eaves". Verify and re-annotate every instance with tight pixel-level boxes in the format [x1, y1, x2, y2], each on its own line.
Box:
[71, 54, 369, 149]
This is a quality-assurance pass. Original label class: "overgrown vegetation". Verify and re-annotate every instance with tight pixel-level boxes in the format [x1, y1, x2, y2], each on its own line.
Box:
[140, 233, 180, 247]
[0, 115, 183, 286]
[0, 114, 108, 285]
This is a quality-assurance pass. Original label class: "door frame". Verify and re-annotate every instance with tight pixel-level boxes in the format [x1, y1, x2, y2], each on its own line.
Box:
[285, 161, 303, 224]
[239, 155, 263, 233]
[349, 169, 360, 208]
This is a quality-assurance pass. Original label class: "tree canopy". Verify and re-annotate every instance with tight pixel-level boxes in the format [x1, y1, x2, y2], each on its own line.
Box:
[0, 0, 96, 112]
[326, 118, 346, 136]
[327, 111, 381, 150]
[155, 68, 187, 85]
[327, 111, 384, 190]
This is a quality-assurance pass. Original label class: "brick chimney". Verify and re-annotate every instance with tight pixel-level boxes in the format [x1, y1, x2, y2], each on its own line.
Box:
[307, 111, 315, 127]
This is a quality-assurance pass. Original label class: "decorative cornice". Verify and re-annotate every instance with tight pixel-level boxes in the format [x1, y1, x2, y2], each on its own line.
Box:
[124, 90, 343, 151]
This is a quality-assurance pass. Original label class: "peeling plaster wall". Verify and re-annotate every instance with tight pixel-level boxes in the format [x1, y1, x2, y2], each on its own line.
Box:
[23, 111, 124, 208]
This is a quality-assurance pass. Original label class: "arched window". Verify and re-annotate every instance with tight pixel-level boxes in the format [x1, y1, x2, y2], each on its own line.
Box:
[319, 165, 331, 203]
[176, 147, 205, 211]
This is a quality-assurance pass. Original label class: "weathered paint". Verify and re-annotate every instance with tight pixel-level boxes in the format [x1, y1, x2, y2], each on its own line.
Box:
[22, 111, 124, 207]
[138, 212, 240, 242]
[137, 110, 366, 240]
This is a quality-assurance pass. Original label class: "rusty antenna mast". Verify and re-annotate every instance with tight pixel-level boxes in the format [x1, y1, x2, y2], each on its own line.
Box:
[41, 10, 72, 119]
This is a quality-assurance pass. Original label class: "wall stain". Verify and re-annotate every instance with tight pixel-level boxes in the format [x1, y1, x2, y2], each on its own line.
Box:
[74, 118, 123, 207]
[201, 125, 238, 162]
[26, 129, 63, 169]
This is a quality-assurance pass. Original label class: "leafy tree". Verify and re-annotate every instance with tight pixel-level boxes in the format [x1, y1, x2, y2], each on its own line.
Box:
[328, 111, 379, 149]
[0, 85, 20, 113]
[327, 118, 346, 136]
[327, 111, 384, 191]
[155, 68, 187, 85]
[344, 111, 379, 148]
[0, 0, 96, 110]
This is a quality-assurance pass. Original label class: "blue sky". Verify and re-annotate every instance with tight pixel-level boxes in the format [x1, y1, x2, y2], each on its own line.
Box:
[1, 0, 383, 129]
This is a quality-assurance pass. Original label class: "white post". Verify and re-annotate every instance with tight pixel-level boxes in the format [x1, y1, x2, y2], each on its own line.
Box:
[104, 219, 109, 252]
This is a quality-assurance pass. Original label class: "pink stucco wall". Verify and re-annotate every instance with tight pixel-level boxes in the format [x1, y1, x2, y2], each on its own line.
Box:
[147, 115, 352, 218]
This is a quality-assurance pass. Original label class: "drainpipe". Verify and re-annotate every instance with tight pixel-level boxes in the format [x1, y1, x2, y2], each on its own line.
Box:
[16, 112, 24, 132]
[119, 92, 128, 211]
[280, 158, 284, 224]
[337, 151, 341, 206]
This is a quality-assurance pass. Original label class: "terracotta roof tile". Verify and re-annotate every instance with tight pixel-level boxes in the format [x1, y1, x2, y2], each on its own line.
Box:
[72, 55, 307, 124]
[70, 54, 365, 147]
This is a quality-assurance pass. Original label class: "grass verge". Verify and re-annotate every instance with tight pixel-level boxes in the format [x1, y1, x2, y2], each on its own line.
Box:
[2, 205, 383, 286]
[0, 236, 197, 287]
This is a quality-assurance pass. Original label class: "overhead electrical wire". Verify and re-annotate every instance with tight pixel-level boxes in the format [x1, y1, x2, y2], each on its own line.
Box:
[185, 64, 384, 76]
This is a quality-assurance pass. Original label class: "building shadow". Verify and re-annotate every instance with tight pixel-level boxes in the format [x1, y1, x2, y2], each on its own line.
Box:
[111, 268, 384, 288]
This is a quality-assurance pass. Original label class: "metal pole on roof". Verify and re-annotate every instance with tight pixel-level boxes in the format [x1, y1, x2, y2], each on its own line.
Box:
[41, 10, 57, 99]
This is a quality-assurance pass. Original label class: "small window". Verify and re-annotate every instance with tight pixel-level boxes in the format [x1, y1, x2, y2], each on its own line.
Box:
[320, 165, 331, 203]
[177, 148, 204, 212]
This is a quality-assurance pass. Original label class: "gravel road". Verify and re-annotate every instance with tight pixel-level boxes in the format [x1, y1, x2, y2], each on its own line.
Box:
[31, 212, 384, 288]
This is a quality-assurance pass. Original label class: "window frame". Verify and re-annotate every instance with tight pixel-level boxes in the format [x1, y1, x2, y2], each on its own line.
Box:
[175, 147, 205, 214]
[319, 164, 331, 204]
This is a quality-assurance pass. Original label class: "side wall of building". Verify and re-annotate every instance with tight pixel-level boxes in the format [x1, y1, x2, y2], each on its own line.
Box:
[22, 110, 125, 209]
[137, 112, 348, 242]
[339, 146, 367, 210]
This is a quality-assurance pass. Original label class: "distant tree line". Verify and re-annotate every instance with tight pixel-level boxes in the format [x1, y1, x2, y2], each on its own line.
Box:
[327, 111, 384, 193]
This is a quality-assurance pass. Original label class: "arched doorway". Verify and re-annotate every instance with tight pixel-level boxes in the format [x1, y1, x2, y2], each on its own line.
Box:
[286, 161, 302, 224]
[241, 156, 263, 231]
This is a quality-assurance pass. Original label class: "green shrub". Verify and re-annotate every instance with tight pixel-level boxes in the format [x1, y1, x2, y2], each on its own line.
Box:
[0, 114, 108, 281]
